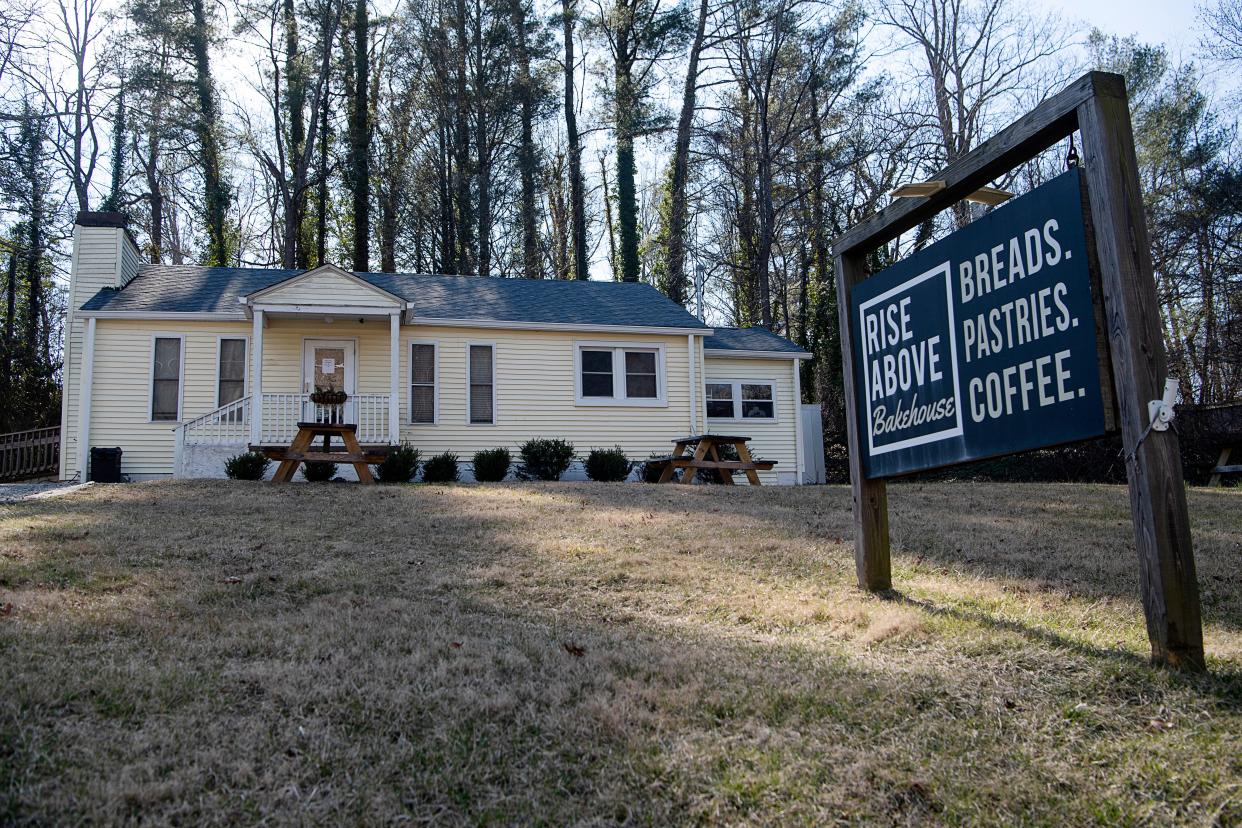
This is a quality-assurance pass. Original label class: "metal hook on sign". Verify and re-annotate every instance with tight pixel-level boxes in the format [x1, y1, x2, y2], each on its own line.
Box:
[1066, 134, 1080, 170]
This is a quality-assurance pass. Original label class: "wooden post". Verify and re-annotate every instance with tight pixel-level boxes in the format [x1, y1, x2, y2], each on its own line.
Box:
[1078, 79, 1205, 671]
[250, 309, 264, 446]
[834, 250, 891, 591]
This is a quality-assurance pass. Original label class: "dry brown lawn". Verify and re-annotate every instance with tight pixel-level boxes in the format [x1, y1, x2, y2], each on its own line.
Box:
[1, 480, 1240, 826]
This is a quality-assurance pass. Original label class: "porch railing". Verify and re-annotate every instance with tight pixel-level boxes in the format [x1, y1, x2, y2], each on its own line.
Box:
[181, 393, 392, 446]
[0, 426, 60, 481]
[180, 397, 250, 444]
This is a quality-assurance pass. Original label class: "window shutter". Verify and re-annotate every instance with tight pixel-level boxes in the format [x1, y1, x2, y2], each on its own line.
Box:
[411, 343, 436, 423]
[152, 338, 182, 420]
[469, 345, 494, 424]
[218, 339, 246, 406]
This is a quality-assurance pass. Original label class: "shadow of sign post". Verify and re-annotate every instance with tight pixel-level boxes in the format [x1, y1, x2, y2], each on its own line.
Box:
[832, 71, 1205, 672]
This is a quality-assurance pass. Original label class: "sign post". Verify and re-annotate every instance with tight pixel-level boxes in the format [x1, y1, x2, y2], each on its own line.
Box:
[832, 72, 1205, 671]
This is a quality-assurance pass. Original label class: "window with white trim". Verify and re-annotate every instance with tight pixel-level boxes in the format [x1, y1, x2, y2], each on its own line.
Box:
[217, 338, 247, 407]
[705, 380, 776, 420]
[468, 344, 494, 424]
[151, 337, 182, 421]
[576, 344, 664, 404]
[410, 342, 437, 424]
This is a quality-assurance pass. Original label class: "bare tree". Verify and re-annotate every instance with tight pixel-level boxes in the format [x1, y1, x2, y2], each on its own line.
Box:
[879, 0, 1072, 227]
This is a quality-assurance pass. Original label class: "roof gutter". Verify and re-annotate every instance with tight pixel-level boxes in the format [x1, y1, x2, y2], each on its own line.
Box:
[704, 347, 812, 360]
[77, 310, 245, 321]
[404, 308, 710, 336]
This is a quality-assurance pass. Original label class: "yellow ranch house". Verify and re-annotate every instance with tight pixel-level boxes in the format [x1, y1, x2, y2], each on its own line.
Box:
[60, 212, 811, 483]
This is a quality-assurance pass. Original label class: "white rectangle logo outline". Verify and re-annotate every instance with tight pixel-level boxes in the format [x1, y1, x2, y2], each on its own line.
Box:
[857, 261, 965, 457]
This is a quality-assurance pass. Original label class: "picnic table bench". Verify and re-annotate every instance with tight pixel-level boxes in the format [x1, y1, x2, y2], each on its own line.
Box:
[653, 434, 775, 485]
[250, 422, 391, 484]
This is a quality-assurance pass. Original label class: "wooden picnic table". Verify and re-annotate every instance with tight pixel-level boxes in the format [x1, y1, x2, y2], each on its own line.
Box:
[654, 434, 776, 486]
[251, 422, 387, 484]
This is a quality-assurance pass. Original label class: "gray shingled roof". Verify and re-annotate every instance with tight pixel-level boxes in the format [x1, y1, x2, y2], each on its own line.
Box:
[706, 326, 808, 355]
[81, 265, 710, 330]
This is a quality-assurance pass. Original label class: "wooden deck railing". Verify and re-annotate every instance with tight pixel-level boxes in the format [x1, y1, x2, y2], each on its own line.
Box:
[0, 426, 60, 481]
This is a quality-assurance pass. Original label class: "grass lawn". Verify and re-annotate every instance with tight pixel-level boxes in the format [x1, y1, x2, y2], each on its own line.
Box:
[1, 480, 1240, 825]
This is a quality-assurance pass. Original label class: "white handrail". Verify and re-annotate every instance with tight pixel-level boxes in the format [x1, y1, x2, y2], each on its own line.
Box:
[181, 393, 391, 446]
[178, 397, 250, 444]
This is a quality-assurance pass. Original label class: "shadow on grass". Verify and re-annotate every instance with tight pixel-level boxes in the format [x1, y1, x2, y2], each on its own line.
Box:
[3, 480, 1242, 824]
[879, 589, 1242, 708]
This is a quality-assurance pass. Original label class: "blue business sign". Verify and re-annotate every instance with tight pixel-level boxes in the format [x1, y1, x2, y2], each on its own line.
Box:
[851, 168, 1107, 478]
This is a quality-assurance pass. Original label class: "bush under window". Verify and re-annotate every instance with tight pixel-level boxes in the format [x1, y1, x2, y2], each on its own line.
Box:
[225, 451, 270, 481]
[472, 447, 511, 482]
[301, 460, 337, 482]
[518, 438, 575, 481]
[422, 452, 459, 483]
[374, 443, 420, 483]
[584, 447, 631, 482]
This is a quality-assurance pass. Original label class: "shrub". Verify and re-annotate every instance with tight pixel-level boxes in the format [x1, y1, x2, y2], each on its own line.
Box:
[584, 447, 631, 482]
[421, 452, 459, 483]
[373, 443, 420, 483]
[472, 447, 511, 482]
[518, 438, 575, 481]
[641, 452, 673, 483]
[225, 451, 270, 481]
[301, 460, 337, 482]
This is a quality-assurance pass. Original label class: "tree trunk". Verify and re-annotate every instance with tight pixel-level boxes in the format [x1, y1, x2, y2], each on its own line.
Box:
[284, 0, 310, 268]
[664, 0, 708, 304]
[600, 154, 616, 277]
[316, 56, 330, 267]
[513, 0, 539, 278]
[451, 0, 474, 274]
[614, 46, 639, 282]
[474, 1, 491, 279]
[438, 121, 456, 272]
[189, 0, 229, 266]
[562, 0, 587, 279]
[348, 0, 370, 271]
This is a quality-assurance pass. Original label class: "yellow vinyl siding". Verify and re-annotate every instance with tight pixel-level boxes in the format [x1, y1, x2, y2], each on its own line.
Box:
[397, 327, 698, 461]
[252, 271, 401, 307]
[86, 320, 252, 475]
[703, 356, 800, 483]
[76, 320, 798, 481]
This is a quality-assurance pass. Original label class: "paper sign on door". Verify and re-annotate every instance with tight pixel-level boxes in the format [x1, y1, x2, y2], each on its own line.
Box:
[321, 358, 336, 374]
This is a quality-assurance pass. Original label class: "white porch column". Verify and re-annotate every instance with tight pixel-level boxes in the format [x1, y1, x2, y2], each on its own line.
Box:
[792, 359, 804, 485]
[76, 316, 97, 481]
[250, 308, 264, 445]
[389, 311, 401, 443]
[687, 334, 698, 434]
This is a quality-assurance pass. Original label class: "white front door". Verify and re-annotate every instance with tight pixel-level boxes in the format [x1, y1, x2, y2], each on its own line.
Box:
[303, 339, 356, 395]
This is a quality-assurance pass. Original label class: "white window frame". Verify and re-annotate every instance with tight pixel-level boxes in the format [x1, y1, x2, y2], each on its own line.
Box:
[466, 341, 497, 426]
[149, 333, 187, 423]
[214, 335, 250, 408]
[408, 340, 439, 425]
[704, 378, 778, 423]
[573, 341, 667, 407]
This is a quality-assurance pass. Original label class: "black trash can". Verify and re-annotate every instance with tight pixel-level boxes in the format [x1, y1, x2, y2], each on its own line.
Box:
[89, 447, 123, 483]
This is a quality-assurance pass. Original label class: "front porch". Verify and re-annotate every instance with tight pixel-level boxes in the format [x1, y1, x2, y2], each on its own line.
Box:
[177, 392, 395, 448]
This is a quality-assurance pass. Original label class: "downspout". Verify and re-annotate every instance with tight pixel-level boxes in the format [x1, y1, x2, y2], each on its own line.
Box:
[687, 334, 698, 434]
[250, 308, 264, 445]
[389, 311, 400, 443]
[76, 317, 97, 481]
[792, 358, 803, 485]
